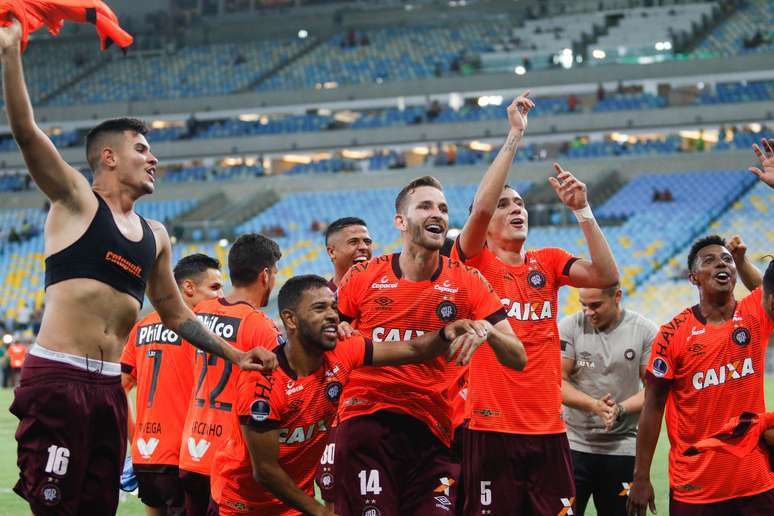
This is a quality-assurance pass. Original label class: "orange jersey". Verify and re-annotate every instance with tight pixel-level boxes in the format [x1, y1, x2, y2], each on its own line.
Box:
[179, 298, 281, 476]
[8, 343, 27, 369]
[646, 288, 774, 503]
[211, 337, 372, 515]
[336, 253, 505, 445]
[121, 311, 196, 467]
[452, 241, 577, 435]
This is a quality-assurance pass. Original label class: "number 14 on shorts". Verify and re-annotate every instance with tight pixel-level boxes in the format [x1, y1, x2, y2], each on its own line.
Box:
[359, 469, 383, 495]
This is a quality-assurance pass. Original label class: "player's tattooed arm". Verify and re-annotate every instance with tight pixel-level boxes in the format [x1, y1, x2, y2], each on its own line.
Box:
[244, 426, 337, 516]
[627, 377, 669, 516]
[458, 91, 534, 259]
[148, 224, 276, 371]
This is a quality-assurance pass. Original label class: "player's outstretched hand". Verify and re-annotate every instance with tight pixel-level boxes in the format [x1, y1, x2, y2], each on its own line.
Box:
[750, 138, 774, 188]
[238, 347, 278, 372]
[507, 90, 534, 135]
[627, 478, 657, 516]
[337, 321, 360, 338]
[0, 17, 21, 52]
[727, 235, 747, 265]
[549, 162, 588, 211]
[446, 319, 490, 365]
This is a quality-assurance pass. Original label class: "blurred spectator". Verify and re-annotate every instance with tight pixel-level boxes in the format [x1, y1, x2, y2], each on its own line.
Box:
[597, 83, 605, 101]
[426, 100, 442, 121]
[0, 343, 8, 388]
[310, 220, 326, 233]
[7, 338, 27, 388]
[8, 228, 20, 243]
[15, 302, 32, 332]
[567, 94, 578, 112]
[360, 33, 370, 46]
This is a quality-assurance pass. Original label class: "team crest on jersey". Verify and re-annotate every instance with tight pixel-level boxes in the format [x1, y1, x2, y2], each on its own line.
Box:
[325, 381, 343, 403]
[652, 358, 669, 378]
[624, 349, 635, 361]
[436, 301, 457, 322]
[362, 505, 381, 516]
[250, 399, 271, 421]
[527, 270, 546, 289]
[320, 472, 335, 489]
[40, 483, 61, 506]
[732, 327, 751, 346]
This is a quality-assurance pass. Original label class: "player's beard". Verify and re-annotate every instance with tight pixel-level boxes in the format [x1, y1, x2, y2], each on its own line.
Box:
[406, 218, 445, 251]
[297, 317, 336, 352]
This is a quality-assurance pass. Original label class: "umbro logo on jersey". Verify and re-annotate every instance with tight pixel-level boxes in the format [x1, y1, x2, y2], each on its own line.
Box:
[136, 437, 159, 459]
[373, 296, 394, 307]
[187, 438, 211, 461]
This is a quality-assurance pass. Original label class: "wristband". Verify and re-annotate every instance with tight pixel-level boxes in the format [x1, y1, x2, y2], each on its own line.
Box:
[439, 326, 452, 343]
[573, 204, 594, 222]
[615, 403, 626, 422]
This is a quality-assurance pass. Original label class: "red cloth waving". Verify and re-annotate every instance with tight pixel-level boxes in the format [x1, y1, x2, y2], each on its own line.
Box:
[0, 0, 132, 52]
[684, 411, 774, 458]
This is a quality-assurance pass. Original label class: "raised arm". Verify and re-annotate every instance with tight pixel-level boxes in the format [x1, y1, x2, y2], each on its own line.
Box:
[750, 138, 774, 188]
[457, 92, 533, 258]
[727, 235, 763, 291]
[146, 222, 277, 372]
[244, 426, 335, 516]
[549, 163, 620, 288]
[0, 19, 91, 207]
[627, 377, 670, 516]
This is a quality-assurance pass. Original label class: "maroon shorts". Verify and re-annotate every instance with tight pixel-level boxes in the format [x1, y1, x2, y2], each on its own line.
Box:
[10, 354, 127, 516]
[315, 425, 337, 503]
[462, 429, 575, 516]
[135, 464, 184, 513]
[669, 488, 774, 515]
[180, 468, 212, 516]
[333, 410, 460, 516]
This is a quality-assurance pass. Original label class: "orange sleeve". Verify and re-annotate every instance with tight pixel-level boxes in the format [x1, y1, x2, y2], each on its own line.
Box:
[742, 288, 774, 338]
[337, 263, 366, 321]
[541, 248, 579, 287]
[236, 370, 283, 431]
[451, 236, 486, 268]
[646, 318, 680, 383]
[239, 313, 281, 353]
[464, 267, 507, 324]
[339, 336, 374, 371]
[120, 323, 139, 377]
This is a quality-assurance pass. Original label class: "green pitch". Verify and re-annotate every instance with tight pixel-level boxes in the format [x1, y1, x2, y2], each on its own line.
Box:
[1, 382, 773, 516]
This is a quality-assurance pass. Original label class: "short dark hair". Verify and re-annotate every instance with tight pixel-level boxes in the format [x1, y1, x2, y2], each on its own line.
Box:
[277, 274, 330, 313]
[85, 117, 149, 171]
[228, 233, 282, 287]
[395, 176, 443, 214]
[173, 253, 220, 285]
[687, 235, 727, 272]
[325, 217, 367, 245]
[764, 256, 774, 295]
[601, 282, 621, 297]
[468, 183, 516, 213]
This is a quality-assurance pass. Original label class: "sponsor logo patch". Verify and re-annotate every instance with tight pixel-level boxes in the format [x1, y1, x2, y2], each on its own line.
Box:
[652, 358, 669, 378]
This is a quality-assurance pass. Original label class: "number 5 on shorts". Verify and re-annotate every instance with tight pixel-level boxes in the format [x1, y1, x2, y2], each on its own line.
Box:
[480, 481, 492, 506]
[358, 469, 383, 495]
[45, 445, 70, 476]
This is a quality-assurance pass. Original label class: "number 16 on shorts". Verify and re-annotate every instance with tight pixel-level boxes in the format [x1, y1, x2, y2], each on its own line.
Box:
[45, 445, 70, 476]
